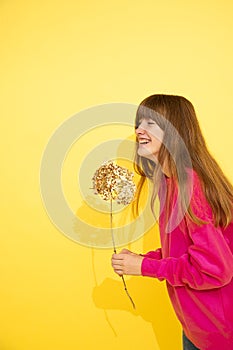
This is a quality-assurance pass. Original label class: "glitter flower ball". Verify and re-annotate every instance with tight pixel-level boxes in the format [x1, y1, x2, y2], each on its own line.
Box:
[92, 161, 136, 205]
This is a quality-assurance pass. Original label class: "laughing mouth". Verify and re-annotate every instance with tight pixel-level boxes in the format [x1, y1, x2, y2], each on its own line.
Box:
[139, 139, 150, 144]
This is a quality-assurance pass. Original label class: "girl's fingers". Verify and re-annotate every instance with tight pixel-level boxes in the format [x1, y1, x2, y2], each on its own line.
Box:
[112, 263, 122, 269]
[114, 269, 123, 276]
[111, 253, 127, 275]
[112, 253, 124, 260]
[114, 267, 124, 276]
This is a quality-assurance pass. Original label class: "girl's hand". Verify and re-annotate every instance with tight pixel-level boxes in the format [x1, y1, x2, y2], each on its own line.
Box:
[111, 249, 144, 276]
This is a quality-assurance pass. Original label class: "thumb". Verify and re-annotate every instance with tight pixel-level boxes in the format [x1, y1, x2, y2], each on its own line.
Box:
[120, 248, 134, 255]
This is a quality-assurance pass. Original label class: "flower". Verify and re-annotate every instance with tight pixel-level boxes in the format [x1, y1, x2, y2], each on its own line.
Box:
[91, 160, 136, 309]
[92, 160, 136, 204]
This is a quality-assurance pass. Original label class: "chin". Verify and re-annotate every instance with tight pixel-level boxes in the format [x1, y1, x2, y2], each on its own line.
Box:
[138, 150, 155, 162]
[138, 149, 149, 157]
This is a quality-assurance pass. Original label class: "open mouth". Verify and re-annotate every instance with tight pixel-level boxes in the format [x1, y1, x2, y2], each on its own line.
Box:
[139, 139, 150, 145]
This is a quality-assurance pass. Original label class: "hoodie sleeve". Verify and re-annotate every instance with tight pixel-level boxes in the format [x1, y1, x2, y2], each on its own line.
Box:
[141, 172, 233, 290]
[141, 248, 162, 260]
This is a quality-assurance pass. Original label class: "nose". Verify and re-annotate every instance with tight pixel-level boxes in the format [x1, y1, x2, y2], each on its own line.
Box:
[135, 122, 145, 135]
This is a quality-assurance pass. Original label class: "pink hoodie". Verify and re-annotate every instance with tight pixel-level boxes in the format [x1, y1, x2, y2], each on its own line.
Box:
[141, 170, 233, 349]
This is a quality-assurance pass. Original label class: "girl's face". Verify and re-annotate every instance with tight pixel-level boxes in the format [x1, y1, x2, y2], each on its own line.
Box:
[135, 118, 164, 162]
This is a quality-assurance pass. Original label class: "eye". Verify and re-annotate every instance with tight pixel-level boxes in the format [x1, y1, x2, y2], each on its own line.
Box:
[147, 121, 155, 125]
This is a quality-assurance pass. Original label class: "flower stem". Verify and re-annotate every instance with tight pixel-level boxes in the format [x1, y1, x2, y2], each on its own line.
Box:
[121, 275, 136, 309]
[110, 198, 136, 309]
[110, 198, 116, 254]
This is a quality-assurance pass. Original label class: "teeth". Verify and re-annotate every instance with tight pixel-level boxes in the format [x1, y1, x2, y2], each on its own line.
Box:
[139, 140, 150, 144]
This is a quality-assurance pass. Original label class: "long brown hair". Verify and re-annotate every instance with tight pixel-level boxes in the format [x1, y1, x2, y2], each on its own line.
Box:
[134, 94, 233, 228]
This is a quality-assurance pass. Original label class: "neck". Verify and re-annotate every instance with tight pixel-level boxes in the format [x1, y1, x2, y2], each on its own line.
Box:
[152, 156, 171, 178]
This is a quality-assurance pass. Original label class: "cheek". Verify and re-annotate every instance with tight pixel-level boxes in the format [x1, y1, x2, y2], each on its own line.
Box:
[147, 126, 164, 141]
[152, 138, 162, 150]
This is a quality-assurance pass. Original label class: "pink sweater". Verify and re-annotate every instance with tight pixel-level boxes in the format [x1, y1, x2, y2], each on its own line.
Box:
[141, 170, 233, 349]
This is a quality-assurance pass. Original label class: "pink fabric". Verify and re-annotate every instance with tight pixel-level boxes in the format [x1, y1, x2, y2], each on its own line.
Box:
[141, 248, 162, 260]
[141, 170, 233, 349]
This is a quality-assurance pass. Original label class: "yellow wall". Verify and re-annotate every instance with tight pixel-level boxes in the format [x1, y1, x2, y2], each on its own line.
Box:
[1, 1, 233, 349]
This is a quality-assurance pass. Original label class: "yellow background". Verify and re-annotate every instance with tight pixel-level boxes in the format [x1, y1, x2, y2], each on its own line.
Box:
[1, 1, 233, 349]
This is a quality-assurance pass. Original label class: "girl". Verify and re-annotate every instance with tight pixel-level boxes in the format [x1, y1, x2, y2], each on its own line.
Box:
[111, 94, 233, 350]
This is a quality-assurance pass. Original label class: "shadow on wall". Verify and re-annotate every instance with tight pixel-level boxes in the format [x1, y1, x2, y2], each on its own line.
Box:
[91, 235, 181, 350]
[74, 200, 181, 349]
